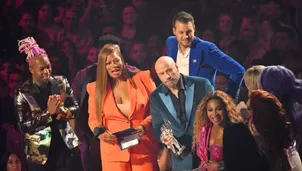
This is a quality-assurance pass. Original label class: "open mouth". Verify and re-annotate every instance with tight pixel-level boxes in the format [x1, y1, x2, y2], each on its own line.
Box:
[111, 68, 121, 75]
[213, 115, 222, 123]
[43, 75, 50, 80]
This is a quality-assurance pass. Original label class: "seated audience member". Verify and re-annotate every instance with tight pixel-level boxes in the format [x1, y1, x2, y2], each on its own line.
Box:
[215, 72, 229, 92]
[0, 69, 24, 155]
[127, 41, 152, 70]
[86, 46, 98, 67]
[0, 152, 24, 171]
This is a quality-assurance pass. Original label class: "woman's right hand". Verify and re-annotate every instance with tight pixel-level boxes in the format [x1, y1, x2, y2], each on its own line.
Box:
[236, 101, 247, 111]
[236, 101, 251, 121]
[100, 131, 117, 144]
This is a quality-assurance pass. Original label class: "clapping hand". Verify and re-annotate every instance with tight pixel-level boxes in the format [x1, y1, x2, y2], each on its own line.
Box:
[47, 95, 61, 115]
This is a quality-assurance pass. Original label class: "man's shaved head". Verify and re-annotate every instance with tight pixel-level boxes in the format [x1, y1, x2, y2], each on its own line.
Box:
[155, 56, 180, 88]
[28, 55, 52, 86]
[154, 56, 176, 72]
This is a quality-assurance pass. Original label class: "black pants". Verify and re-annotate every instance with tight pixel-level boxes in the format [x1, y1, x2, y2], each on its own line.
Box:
[27, 129, 83, 171]
[87, 136, 102, 171]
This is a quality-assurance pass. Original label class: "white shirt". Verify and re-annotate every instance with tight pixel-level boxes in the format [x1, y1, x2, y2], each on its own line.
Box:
[176, 47, 190, 75]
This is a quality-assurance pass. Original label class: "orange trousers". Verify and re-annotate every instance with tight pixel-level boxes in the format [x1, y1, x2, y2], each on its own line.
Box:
[101, 153, 159, 171]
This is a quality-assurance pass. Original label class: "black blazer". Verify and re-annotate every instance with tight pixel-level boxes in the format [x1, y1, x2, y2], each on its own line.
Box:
[74, 64, 97, 139]
[223, 122, 269, 171]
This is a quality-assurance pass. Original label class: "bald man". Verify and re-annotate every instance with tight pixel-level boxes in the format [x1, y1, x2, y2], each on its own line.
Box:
[150, 56, 214, 171]
[15, 52, 83, 171]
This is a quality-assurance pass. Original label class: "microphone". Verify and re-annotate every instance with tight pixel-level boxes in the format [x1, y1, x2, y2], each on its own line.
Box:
[93, 126, 106, 139]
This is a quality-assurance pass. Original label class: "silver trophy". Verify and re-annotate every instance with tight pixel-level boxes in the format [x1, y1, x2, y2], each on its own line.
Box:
[160, 120, 186, 157]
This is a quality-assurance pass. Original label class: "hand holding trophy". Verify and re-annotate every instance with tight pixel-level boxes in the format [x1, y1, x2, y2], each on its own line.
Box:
[160, 120, 187, 159]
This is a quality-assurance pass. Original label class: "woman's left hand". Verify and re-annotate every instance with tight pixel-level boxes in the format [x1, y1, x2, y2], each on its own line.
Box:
[205, 161, 219, 171]
[135, 125, 145, 136]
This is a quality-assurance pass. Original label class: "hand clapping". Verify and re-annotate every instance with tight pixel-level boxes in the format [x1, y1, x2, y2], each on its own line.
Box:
[47, 95, 61, 115]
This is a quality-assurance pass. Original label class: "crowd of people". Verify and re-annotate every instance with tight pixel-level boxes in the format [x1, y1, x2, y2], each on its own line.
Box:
[0, 0, 302, 171]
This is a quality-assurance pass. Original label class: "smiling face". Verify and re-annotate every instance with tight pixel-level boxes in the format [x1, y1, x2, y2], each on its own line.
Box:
[29, 55, 52, 86]
[105, 50, 124, 79]
[173, 21, 195, 48]
[207, 99, 228, 127]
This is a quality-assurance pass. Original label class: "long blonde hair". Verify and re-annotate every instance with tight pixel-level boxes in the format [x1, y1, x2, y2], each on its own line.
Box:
[95, 44, 136, 125]
[192, 90, 243, 150]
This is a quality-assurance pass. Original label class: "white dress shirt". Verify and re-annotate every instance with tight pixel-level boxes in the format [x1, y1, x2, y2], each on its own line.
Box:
[176, 47, 191, 75]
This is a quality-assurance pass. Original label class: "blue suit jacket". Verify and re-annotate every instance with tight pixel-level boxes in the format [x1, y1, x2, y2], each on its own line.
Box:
[150, 75, 213, 171]
[166, 36, 245, 100]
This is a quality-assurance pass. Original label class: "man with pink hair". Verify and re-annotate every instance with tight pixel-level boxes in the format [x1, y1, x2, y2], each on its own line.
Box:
[15, 37, 83, 171]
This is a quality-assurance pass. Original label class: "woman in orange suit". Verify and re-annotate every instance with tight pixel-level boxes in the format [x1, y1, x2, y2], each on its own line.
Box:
[87, 44, 159, 171]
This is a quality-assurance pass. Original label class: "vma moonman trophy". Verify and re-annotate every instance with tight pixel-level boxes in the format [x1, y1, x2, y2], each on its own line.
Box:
[160, 120, 187, 158]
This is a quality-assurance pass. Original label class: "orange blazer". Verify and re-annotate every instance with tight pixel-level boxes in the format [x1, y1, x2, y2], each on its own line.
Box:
[87, 70, 158, 162]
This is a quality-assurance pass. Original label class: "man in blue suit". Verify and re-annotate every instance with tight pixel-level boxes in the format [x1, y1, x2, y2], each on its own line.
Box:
[151, 56, 214, 171]
[166, 11, 245, 100]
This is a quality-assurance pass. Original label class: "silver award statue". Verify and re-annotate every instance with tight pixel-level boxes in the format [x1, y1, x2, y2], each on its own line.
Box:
[160, 120, 187, 157]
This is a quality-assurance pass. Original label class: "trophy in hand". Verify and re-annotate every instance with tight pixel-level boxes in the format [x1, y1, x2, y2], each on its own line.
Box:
[160, 120, 187, 158]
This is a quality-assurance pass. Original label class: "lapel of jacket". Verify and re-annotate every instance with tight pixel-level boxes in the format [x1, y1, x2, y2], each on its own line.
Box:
[189, 37, 202, 76]
[183, 76, 195, 131]
[157, 85, 182, 127]
[49, 77, 61, 95]
[23, 79, 46, 110]
[171, 40, 178, 61]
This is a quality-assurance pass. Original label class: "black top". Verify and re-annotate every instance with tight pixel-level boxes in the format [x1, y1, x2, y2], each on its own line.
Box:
[0, 96, 16, 125]
[223, 122, 269, 171]
[162, 75, 187, 125]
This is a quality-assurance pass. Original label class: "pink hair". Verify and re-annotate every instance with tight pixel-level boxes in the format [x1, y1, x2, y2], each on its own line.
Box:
[18, 37, 47, 62]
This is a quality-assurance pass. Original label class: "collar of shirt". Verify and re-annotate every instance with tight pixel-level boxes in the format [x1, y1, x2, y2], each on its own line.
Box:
[177, 45, 190, 57]
[163, 74, 186, 95]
